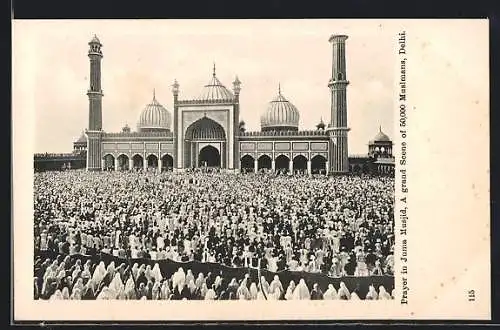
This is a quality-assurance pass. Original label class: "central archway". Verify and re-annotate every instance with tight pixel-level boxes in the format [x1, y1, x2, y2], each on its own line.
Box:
[185, 116, 227, 168]
[199, 145, 220, 167]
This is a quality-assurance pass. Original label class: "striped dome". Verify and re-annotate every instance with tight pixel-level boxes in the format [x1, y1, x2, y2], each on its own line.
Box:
[260, 86, 300, 131]
[196, 67, 234, 102]
[137, 91, 171, 132]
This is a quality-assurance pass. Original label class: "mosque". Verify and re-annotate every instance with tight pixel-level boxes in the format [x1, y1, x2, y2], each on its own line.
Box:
[35, 34, 395, 175]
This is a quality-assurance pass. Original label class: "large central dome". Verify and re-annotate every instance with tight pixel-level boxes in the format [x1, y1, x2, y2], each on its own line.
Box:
[196, 66, 234, 102]
[137, 91, 172, 132]
[260, 85, 300, 132]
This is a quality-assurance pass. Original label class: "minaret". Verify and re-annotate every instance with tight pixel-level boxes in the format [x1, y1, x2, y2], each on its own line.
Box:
[85, 35, 104, 171]
[172, 79, 180, 171]
[232, 75, 241, 171]
[327, 34, 350, 174]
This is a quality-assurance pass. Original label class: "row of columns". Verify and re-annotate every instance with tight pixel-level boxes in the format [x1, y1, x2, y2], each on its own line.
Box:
[252, 159, 314, 175]
[101, 157, 166, 171]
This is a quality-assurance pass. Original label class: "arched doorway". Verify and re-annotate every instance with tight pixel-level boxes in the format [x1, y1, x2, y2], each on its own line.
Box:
[241, 155, 255, 172]
[161, 154, 173, 171]
[258, 155, 272, 171]
[185, 116, 226, 169]
[275, 155, 290, 173]
[117, 154, 129, 171]
[293, 155, 308, 174]
[104, 154, 115, 171]
[311, 155, 327, 174]
[147, 154, 158, 169]
[132, 154, 144, 169]
[199, 145, 220, 167]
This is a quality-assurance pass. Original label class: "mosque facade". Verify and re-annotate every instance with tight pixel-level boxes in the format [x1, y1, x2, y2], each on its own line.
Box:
[34, 34, 395, 175]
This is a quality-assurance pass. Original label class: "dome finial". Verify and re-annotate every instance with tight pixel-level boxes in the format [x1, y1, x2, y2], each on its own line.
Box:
[213, 62, 216, 77]
[379, 125, 382, 133]
[153, 88, 156, 100]
[278, 82, 281, 95]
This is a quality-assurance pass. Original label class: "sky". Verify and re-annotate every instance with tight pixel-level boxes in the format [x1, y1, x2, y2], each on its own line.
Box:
[14, 19, 396, 154]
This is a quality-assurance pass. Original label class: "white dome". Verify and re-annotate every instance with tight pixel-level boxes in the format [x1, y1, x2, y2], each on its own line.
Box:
[137, 92, 171, 132]
[196, 67, 234, 102]
[260, 86, 300, 131]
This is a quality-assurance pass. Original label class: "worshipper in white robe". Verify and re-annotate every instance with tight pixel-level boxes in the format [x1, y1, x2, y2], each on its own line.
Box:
[152, 263, 163, 283]
[70, 288, 82, 300]
[213, 276, 223, 293]
[268, 275, 284, 298]
[131, 263, 139, 279]
[144, 265, 153, 282]
[337, 282, 351, 300]
[108, 273, 124, 299]
[187, 279, 197, 296]
[391, 288, 395, 299]
[285, 281, 296, 300]
[50, 289, 63, 300]
[249, 282, 259, 300]
[292, 279, 311, 300]
[365, 285, 379, 300]
[185, 269, 195, 286]
[92, 261, 106, 286]
[205, 286, 217, 300]
[160, 281, 171, 300]
[172, 268, 186, 290]
[378, 286, 391, 300]
[151, 281, 161, 300]
[61, 287, 70, 300]
[236, 278, 251, 300]
[195, 273, 205, 289]
[323, 284, 338, 300]
[199, 283, 208, 299]
[73, 278, 84, 294]
[351, 292, 360, 300]
[81, 264, 92, 281]
[106, 261, 116, 278]
[71, 266, 81, 282]
[124, 277, 136, 300]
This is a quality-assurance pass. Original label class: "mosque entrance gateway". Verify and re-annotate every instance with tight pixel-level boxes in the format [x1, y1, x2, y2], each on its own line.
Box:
[199, 145, 220, 167]
[184, 116, 227, 169]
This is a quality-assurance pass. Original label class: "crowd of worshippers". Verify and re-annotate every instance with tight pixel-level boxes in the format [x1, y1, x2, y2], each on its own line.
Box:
[34, 170, 395, 278]
[34, 255, 394, 300]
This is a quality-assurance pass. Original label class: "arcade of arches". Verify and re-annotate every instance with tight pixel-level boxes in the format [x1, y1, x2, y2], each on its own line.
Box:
[102, 153, 174, 171]
[240, 154, 328, 175]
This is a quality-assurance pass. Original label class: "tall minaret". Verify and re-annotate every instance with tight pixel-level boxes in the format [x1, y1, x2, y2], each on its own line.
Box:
[327, 34, 350, 174]
[85, 35, 104, 171]
[232, 75, 241, 172]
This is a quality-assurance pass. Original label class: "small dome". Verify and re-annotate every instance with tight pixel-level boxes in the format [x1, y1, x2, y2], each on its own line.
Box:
[372, 126, 391, 142]
[137, 90, 171, 132]
[196, 66, 234, 102]
[75, 131, 86, 143]
[89, 34, 101, 44]
[260, 85, 300, 131]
